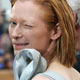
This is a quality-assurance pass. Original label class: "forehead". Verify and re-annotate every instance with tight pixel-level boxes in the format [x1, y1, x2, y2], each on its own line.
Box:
[10, 0, 46, 22]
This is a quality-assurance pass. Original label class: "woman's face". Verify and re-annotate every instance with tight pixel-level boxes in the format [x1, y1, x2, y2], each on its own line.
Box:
[9, 0, 54, 55]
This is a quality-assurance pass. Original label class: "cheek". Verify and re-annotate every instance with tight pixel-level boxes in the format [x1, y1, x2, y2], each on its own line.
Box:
[24, 29, 49, 42]
[25, 30, 50, 49]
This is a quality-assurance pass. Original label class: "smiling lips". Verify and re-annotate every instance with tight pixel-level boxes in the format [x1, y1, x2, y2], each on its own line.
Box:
[13, 43, 29, 49]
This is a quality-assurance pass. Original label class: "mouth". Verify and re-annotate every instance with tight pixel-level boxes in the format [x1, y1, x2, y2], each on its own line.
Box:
[13, 43, 29, 50]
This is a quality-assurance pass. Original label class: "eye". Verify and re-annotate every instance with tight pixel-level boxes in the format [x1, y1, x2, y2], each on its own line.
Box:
[24, 24, 33, 28]
[9, 21, 17, 25]
[9, 21, 17, 27]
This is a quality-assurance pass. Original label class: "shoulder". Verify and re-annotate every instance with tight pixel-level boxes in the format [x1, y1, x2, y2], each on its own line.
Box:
[32, 75, 50, 80]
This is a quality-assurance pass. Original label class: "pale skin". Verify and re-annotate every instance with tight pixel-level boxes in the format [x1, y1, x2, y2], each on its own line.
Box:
[9, 0, 80, 80]
[9, 0, 61, 56]
[9, 1, 52, 56]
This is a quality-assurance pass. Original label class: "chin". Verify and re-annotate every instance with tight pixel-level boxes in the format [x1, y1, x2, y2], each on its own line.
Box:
[14, 50, 20, 56]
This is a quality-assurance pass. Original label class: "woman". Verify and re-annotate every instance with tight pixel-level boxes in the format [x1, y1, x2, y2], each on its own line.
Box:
[9, 0, 80, 80]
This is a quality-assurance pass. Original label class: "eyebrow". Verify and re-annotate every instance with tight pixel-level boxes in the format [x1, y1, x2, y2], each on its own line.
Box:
[9, 17, 16, 21]
[9, 17, 36, 27]
[9, 16, 27, 22]
[9, 16, 38, 27]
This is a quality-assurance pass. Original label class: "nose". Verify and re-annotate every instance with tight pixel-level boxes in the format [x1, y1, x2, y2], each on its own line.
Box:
[12, 25, 22, 39]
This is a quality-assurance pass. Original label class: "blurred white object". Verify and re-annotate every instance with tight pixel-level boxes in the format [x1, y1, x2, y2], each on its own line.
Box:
[5, 9, 11, 20]
[0, 0, 11, 20]
[0, 0, 11, 10]
[67, 0, 80, 10]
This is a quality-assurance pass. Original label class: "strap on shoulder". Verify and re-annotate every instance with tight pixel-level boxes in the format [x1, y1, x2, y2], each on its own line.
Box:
[38, 71, 66, 80]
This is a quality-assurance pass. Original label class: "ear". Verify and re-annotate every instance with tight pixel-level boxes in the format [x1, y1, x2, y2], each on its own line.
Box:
[50, 23, 61, 40]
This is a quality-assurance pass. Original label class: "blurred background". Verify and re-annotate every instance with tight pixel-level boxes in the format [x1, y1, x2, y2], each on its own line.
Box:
[0, 0, 14, 80]
[0, 0, 80, 80]
[0, 0, 14, 70]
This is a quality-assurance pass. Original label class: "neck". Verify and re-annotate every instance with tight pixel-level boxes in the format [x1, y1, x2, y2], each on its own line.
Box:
[47, 59, 68, 71]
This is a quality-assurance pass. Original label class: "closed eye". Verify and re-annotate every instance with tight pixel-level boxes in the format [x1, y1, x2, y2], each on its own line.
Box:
[24, 24, 33, 28]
